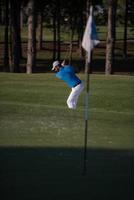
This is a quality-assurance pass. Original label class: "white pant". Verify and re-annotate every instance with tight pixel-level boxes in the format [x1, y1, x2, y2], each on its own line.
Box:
[67, 82, 84, 109]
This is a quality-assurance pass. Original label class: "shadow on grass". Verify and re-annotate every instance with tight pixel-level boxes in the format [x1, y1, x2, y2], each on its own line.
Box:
[0, 147, 134, 200]
[25, 57, 134, 74]
[1, 55, 134, 74]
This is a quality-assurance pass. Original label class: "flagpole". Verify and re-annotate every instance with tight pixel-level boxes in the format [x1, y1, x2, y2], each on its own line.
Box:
[82, 4, 93, 176]
[82, 54, 91, 175]
[82, 3, 100, 175]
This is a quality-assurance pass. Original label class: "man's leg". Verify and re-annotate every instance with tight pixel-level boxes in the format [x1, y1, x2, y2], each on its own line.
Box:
[67, 82, 84, 109]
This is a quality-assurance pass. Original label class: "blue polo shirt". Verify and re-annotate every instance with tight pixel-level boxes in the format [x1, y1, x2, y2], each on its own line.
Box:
[56, 65, 81, 88]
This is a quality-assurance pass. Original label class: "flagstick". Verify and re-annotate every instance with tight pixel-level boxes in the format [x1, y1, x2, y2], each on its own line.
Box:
[83, 53, 91, 176]
[82, 4, 99, 175]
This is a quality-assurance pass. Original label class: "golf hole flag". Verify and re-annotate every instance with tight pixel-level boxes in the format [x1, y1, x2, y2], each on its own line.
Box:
[82, 6, 100, 63]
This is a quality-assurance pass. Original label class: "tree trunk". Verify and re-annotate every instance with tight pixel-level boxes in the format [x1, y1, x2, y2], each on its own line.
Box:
[57, 0, 61, 61]
[78, 6, 84, 59]
[112, 0, 117, 73]
[0, 3, 5, 25]
[69, 15, 75, 65]
[9, 9, 13, 72]
[4, 0, 9, 72]
[0, 1, 2, 25]
[37, 10, 43, 50]
[20, 5, 24, 29]
[105, 0, 116, 75]
[53, 10, 57, 61]
[26, 0, 36, 74]
[123, 0, 128, 58]
[10, 0, 21, 72]
[18, 1, 22, 59]
[69, 32, 73, 65]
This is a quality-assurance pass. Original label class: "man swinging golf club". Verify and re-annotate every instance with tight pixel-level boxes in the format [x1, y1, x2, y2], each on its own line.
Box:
[52, 60, 84, 109]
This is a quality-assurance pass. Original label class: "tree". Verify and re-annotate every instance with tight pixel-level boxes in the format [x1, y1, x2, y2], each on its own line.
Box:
[53, 6, 57, 61]
[105, 0, 117, 75]
[57, 0, 61, 61]
[37, 9, 43, 50]
[51, 0, 61, 61]
[77, 2, 84, 59]
[4, 0, 9, 72]
[68, 1, 77, 65]
[26, 0, 36, 74]
[10, 0, 21, 72]
[0, 0, 5, 25]
[123, 0, 129, 58]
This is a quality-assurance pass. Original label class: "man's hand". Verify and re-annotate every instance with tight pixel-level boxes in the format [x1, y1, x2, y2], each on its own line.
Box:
[61, 60, 65, 66]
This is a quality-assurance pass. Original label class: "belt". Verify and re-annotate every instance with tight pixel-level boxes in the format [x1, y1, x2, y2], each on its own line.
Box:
[73, 81, 81, 88]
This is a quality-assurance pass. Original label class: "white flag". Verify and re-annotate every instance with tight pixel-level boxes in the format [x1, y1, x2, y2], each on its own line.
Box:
[82, 6, 100, 62]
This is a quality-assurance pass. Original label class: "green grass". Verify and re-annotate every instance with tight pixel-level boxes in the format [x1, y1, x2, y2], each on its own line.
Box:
[0, 73, 134, 200]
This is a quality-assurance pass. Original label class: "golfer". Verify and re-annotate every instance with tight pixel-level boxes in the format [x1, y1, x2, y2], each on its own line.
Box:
[52, 60, 84, 109]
